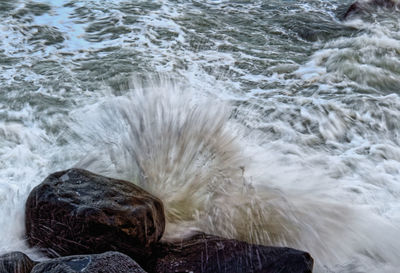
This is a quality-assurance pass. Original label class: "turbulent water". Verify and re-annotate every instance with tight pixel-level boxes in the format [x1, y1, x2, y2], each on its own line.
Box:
[1, 0, 400, 272]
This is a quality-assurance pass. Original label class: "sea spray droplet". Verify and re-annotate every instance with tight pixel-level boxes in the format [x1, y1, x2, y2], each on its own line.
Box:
[2, 1, 400, 272]
[68, 77, 400, 273]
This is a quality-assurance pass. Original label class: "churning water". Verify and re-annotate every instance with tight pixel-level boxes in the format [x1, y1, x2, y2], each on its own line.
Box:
[1, 0, 400, 272]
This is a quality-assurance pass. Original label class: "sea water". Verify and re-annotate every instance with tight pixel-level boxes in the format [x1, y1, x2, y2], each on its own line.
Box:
[1, 1, 400, 272]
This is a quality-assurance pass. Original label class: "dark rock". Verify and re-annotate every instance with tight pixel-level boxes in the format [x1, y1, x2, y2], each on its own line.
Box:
[30, 251, 147, 273]
[0, 251, 36, 273]
[343, 0, 400, 19]
[25, 168, 165, 263]
[145, 233, 313, 273]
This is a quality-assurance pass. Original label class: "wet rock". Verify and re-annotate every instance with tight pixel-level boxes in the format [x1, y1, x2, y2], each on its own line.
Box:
[343, 0, 400, 19]
[31, 251, 147, 273]
[145, 233, 313, 273]
[0, 251, 36, 273]
[25, 168, 165, 263]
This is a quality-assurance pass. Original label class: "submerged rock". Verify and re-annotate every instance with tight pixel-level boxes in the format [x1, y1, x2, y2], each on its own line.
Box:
[145, 233, 313, 273]
[25, 168, 165, 262]
[30, 251, 147, 273]
[343, 0, 400, 19]
[0, 251, 36, 273]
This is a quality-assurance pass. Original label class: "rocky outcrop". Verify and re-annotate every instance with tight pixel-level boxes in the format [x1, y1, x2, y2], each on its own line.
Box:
[25, 168, 165, 263]
[145, 233, 313, 273]
[25, 169, 314, 272]
[0, 252, 36, 273]
[30, 251, 147, 273]
[343, 0, 400, 19]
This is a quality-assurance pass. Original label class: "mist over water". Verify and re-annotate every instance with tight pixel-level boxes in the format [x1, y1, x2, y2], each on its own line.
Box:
[1, 1, 400, 272]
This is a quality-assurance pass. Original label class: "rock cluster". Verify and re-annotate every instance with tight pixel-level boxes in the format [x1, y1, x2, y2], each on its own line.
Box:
[3, 168, 313, 273]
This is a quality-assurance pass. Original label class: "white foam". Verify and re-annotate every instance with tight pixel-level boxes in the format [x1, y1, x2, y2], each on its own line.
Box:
[65, 78, 400, 272]
[1, 1, 400, 272]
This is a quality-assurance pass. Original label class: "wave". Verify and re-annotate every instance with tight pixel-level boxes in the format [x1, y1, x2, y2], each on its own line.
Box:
[70, 76, 400, 273]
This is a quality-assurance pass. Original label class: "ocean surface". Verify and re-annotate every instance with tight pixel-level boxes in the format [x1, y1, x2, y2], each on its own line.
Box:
[1, 0, 400, 272]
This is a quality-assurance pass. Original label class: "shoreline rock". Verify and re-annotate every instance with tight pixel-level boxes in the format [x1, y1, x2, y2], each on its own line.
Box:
[25, 168, 165, 263]
[343, 0, 400, 19]
[0, 252, 36, 273]
[30, 251, 147, 273]
[145, 233, 313, 273]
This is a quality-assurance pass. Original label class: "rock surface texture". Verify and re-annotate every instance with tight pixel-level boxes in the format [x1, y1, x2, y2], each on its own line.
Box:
[25, 168, 165, 262]
[30, 251, 147, 273]
[0, 252, 36, 273]
[145, 233, 314, 273]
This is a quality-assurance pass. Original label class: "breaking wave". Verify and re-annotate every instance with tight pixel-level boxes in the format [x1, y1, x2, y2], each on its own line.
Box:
[70, 77, 400, 273]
